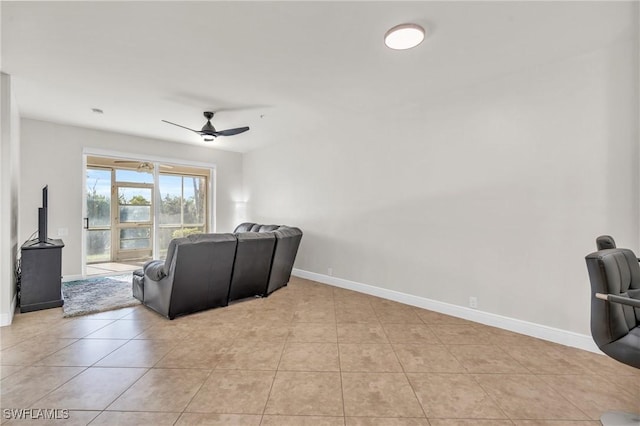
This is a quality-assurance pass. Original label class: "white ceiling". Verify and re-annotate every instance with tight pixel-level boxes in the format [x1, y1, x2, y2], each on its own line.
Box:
[1, 1, 636, 153]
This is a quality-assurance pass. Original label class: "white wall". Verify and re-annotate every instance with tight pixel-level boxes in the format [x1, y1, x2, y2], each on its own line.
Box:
[0, 73, 22, 326]
[20, 119, 243, 278]
[244, 38, 639, 336]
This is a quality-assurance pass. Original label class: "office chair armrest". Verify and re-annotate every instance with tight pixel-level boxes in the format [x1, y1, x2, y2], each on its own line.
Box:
[596, 293, 640, 309]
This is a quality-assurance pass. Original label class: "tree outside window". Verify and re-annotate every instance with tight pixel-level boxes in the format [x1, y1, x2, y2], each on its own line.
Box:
[158, 174, 207, 257]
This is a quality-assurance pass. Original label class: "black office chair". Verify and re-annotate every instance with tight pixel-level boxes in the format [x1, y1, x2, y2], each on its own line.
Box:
[585, 246, 640, 425]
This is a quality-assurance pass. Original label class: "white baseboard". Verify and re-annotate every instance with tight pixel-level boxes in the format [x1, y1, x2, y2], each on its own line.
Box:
[62, 274, 84, 282]
[0, 292, 18, 327]
[292, 268, 601, 354]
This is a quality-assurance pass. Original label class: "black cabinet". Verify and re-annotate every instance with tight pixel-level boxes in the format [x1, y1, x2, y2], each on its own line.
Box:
[19, 239, 65, 312]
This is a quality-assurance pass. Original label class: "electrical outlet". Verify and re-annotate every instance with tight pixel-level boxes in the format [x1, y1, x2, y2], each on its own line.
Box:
[57, 228, 68, 237]
[469, 296, 478, 309]
[328, 267, 333, 276]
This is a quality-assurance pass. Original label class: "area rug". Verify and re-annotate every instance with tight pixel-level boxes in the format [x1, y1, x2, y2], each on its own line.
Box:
[62, 273, 140, 318]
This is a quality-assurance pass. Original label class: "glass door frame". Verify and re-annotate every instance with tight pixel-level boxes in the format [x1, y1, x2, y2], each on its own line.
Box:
[113, 182, 154, 262]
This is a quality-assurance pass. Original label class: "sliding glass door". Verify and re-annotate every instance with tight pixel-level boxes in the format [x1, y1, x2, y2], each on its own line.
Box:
[84, 156, 211, 269]
[86, 168, 112, 263]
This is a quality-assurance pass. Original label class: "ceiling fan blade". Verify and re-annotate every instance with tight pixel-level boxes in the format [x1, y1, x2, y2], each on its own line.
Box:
[161, 120, 200, 133]
[113, 160, 139, 164]
[216, 126, 250, 137]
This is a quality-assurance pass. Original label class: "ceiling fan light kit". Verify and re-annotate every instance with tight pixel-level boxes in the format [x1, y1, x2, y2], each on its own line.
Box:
[162, 111, 250, 142]
[384, 23, 425, 50]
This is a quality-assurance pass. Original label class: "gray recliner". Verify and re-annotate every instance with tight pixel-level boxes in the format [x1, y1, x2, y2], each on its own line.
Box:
[585, 245, 640, 425]
[135, 233, 237, 319]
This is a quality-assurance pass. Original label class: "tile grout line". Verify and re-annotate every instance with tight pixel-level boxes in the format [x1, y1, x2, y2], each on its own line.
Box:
[332, 288, 347, 424]
[376, 303, 430, 421]
[98, 363, 155, 417]
[175, 366, 215, 425]
[465, 367, 512, 421]
[534, 373, 606, 421]
[257, 306, 291, 423]
[15, 365, 90, 412]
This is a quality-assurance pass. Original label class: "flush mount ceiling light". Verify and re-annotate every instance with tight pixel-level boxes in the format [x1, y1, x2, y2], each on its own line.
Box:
[384, 23, 425, 50]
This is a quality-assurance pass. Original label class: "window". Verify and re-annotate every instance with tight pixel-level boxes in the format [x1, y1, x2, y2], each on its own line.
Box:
[158, 173, 207, 257]
[118, 187, 152, 223]
[115, 169, 153, 184]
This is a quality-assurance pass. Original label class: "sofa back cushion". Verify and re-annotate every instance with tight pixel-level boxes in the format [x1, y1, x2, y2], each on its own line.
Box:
[267, 226, 303, 295]
[229, 232, 276, 302]
[246, 223, 280, 232]
[169, 233, 237, 317]
[164, 237, 188, 272]
[234, 222, 255, 233]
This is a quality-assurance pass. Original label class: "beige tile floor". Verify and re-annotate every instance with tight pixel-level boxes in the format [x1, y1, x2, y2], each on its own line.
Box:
[1, 277, 638, 425]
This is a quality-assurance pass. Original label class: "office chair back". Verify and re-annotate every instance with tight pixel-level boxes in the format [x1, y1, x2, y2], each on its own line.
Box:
[585, 248, 640, 369]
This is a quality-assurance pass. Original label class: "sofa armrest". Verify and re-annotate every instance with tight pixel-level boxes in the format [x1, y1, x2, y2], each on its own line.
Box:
[144, 260, 167, 281]
[596, 293, 640, 309]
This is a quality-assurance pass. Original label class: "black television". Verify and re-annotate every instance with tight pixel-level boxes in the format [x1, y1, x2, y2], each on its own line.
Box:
[38, 185, 48, 243]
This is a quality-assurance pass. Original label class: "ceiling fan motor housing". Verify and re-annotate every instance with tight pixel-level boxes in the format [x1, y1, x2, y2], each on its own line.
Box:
[201, 122, 216, 133]
[201, 112, 217, 133]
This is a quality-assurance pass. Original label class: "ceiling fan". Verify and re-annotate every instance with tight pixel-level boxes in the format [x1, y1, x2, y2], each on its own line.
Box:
[113, 161, 173, 171]
[162, 111, 250, 142]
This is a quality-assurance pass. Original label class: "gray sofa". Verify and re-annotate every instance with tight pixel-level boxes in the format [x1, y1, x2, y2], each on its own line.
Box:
[132, 223, 302, 319]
